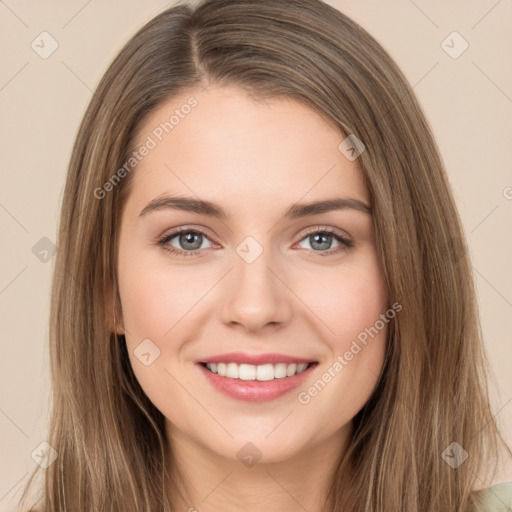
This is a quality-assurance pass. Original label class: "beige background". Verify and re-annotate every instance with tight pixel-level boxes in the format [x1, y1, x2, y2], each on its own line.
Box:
[1, 0, 511, 508]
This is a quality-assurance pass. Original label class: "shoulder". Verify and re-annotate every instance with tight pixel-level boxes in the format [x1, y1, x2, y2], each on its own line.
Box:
[474, 482, 512, 511]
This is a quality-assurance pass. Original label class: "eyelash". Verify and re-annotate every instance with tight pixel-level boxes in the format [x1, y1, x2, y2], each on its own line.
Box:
[157, 226, 353, 259]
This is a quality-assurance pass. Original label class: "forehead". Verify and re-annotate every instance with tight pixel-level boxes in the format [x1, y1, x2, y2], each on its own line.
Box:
[126, 85, 369, 215]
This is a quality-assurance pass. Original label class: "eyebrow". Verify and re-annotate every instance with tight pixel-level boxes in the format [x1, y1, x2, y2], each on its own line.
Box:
[138, 194, 372, 220]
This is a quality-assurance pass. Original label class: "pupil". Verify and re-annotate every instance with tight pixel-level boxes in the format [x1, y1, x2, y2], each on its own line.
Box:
[181, 232, 202, 250]
[311, 233, 331, 250]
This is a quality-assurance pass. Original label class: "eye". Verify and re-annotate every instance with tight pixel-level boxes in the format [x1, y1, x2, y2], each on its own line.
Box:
[296, 227, 353, 257]
[156, 225, 353, 258]
[157, 227, 215, 257]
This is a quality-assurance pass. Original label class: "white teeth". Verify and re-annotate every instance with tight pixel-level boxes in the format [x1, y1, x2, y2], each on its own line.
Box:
[256, 364, 274, 381]
[297, 363, 308, 373]
[205, 361, 311, 380]
[274, 363, 288, 379]
[286, 363, 297, 376]
[226, 362, 239, 379]
[239, 364, 256, 380]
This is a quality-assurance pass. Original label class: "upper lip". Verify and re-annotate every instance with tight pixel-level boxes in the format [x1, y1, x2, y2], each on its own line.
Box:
[196, 352, 317, 366]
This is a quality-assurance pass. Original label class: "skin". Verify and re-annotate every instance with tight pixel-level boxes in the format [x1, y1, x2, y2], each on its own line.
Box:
[109, 85, 389, 512]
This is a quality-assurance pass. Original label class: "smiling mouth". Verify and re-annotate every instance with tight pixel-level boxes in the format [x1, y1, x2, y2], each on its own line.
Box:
[199, 361, 318, 381]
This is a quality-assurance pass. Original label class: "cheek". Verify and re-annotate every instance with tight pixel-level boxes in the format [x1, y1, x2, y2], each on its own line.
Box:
[297, 253, 389, 402]
[116, 252, 204, 421]
[301, 253, 389, 347]
[117, 251, 213, 341]
[116, 249, 220, 404]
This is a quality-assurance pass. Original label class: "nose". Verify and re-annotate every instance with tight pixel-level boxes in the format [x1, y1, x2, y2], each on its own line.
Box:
[219, 245, 293, 333]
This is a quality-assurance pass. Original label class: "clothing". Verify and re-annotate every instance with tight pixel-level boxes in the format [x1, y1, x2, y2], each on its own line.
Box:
[475, 482, 512, 511]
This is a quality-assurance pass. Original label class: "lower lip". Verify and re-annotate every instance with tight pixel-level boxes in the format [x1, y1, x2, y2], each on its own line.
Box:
[197, 363, 318, 402]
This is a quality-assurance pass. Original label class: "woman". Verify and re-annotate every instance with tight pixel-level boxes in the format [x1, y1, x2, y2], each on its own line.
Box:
[19, 0, 512, 510]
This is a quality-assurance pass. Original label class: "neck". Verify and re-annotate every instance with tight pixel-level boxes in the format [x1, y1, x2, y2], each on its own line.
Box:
[166, 421, 353, 512]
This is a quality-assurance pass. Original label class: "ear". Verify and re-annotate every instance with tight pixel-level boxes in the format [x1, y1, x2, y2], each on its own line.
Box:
[104, 275, 125, 335]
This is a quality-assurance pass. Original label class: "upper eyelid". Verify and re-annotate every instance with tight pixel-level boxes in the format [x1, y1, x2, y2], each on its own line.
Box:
[300, 225, 350, 238]
[160, 225, 216, 239]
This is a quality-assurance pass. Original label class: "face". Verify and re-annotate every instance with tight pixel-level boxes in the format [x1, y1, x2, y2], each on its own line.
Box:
[113, 84, 390, 464]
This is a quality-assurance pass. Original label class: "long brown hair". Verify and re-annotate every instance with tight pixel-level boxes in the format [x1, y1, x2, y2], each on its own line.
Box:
[20, 0, 511, 510]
